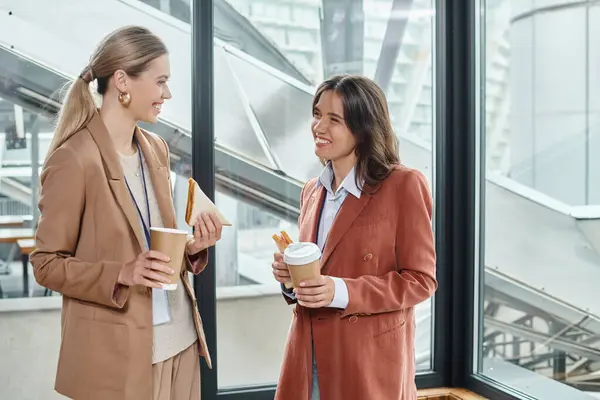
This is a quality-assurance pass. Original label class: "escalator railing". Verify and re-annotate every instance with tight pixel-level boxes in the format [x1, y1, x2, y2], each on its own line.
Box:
[136, 0, 311, 85]
[0, 45, 301, 221]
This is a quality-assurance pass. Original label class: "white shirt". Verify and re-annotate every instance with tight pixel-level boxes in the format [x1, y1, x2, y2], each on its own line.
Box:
[284, 162, 363, 309]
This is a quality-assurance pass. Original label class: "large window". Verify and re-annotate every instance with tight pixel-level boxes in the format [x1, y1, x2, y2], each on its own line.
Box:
[207, 0, 437, 391]
[478, 0, 600, 398]
[11, 0, 600, 399]
[0, 0, 197, 398]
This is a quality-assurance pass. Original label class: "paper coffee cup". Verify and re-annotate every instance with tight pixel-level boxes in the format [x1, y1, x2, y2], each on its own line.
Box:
[283, 242, 322, 288]
[150, 227, 189, 290]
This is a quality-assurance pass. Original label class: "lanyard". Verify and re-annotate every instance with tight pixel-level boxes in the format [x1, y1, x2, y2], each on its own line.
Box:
[124, 140, 152, 248]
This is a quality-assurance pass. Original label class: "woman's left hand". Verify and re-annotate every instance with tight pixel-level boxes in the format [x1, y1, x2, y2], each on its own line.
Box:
[188, 212, 223, 255]
[294, 276, 335, 308]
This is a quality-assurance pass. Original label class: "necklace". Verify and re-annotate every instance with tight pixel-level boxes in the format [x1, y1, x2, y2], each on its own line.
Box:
[120, 152, 141, 177]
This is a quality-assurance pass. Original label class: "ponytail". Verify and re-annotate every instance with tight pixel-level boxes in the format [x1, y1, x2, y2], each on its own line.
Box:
[45, 73, 96, 163]
[45, 26, 169, 162]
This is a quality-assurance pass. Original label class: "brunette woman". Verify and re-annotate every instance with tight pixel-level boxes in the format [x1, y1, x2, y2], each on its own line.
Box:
[272, 74, 437, 399]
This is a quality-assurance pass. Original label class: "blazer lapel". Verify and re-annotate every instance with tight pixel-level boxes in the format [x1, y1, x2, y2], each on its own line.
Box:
[300, 185, 325, 244]
[86, 113, 145, 250]
[320, 192, 371, 271]
[134, 128, 177, 230]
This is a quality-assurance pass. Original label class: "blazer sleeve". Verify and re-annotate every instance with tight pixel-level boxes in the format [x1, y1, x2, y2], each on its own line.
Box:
[30, 146, 129, 309]
[185, 234, 209, 275]
[157, 135, 209, 274]
[341, 169, 437, 318]
[281, 181, 311, 305]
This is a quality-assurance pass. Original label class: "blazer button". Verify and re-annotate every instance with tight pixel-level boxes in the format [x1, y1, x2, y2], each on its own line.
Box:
[363, 253, 373, 261]
[349, 315, 359, 323]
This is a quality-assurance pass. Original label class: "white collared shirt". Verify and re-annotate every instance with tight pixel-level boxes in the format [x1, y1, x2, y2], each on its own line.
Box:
[284, 163, 363, 309]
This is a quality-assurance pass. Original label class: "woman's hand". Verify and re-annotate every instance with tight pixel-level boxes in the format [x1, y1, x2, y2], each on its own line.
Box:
[187, 212, 223, 255]
[118, 250, 173, 288]
[294, 276, 335, 308]
[272, 252, 291, 284]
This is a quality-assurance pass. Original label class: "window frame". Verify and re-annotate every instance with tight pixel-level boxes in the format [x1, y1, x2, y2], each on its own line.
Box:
[191, 0, 537, 399]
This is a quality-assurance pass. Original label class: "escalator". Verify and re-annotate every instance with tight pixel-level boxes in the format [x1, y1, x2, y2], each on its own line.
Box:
[0, 43, 303, 220]
[138, 0, 312, 85]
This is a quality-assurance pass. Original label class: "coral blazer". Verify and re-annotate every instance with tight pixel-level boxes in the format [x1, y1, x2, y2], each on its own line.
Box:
[275, 165, 437, 400]
[30, 113, 210, 400]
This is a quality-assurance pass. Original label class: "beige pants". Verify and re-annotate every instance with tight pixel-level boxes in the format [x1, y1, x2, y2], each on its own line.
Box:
[153, 342, 201, 400]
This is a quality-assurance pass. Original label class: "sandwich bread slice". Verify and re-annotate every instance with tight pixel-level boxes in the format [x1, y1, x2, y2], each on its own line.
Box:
[272, 231, 294, 289]
[185, 178, 232, 227]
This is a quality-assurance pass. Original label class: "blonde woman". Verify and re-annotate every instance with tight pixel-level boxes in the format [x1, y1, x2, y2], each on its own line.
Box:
[30, 26, 221, 400]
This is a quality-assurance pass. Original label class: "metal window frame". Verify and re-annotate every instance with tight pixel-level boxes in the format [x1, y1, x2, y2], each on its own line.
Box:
[191, 0, 542, 399]
[440, 0, 542, 399]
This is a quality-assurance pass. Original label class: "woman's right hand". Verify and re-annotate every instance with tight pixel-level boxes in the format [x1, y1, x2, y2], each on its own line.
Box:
[272, 252, 291, 284]
[117, 250, 174, 288]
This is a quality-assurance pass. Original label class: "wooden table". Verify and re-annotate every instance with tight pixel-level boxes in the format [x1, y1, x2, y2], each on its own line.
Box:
[17, 239, 35, 254]
[0, 229, 35, 274]
[0, 229, 36, 243]
[0, 229, 35, 297]
[0, 215, 33, 228]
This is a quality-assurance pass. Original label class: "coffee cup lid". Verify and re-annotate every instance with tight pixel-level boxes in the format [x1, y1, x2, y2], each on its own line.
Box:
[283, 242, 321, 266]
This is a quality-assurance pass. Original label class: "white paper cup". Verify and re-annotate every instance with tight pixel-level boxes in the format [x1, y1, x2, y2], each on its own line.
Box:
[150, 227, 189, 290]
[283, 242, 322, 288]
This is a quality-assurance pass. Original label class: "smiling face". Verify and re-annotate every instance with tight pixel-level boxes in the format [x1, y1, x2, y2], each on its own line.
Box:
[311, 90, 357, 165]
[115, 54, 172, 124]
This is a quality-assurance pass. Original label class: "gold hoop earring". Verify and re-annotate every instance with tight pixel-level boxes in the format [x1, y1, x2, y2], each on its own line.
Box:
[118, 92, 131, 108]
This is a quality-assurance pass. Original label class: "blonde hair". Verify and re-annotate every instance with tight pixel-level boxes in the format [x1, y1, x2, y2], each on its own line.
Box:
[46, 25, 168, 161]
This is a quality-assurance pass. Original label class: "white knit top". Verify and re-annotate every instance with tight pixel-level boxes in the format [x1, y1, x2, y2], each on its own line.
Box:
[119, 149, 198, 364]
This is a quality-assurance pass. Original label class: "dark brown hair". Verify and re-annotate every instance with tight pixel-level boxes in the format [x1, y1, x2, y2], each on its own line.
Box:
[313, 74, 400, 190]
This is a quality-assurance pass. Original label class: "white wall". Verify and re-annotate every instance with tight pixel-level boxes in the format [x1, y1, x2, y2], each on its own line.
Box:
[509, 1, 600, 205]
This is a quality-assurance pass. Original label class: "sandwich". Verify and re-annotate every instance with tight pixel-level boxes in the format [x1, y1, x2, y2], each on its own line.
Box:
[272, 231, 293, 289]
[185, 178, 232, 227]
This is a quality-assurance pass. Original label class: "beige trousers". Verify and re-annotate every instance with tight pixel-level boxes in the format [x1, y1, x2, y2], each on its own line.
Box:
[153, 342, 201, 400]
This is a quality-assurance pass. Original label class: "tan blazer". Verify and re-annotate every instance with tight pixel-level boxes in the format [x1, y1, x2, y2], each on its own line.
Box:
[30, 113, 210, 400]
[275, 165, 437, 400]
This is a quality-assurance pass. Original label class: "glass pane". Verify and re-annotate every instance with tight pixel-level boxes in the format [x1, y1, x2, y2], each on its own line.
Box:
[214, 48, 273, 168]
[215, 0, 436, 390]
[0, 100, 47, 298]
[0, 2, 195, 398]
[479, 1, 600, 398]
[138, 0, 310, 83]
[225, 52, 320, 180]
